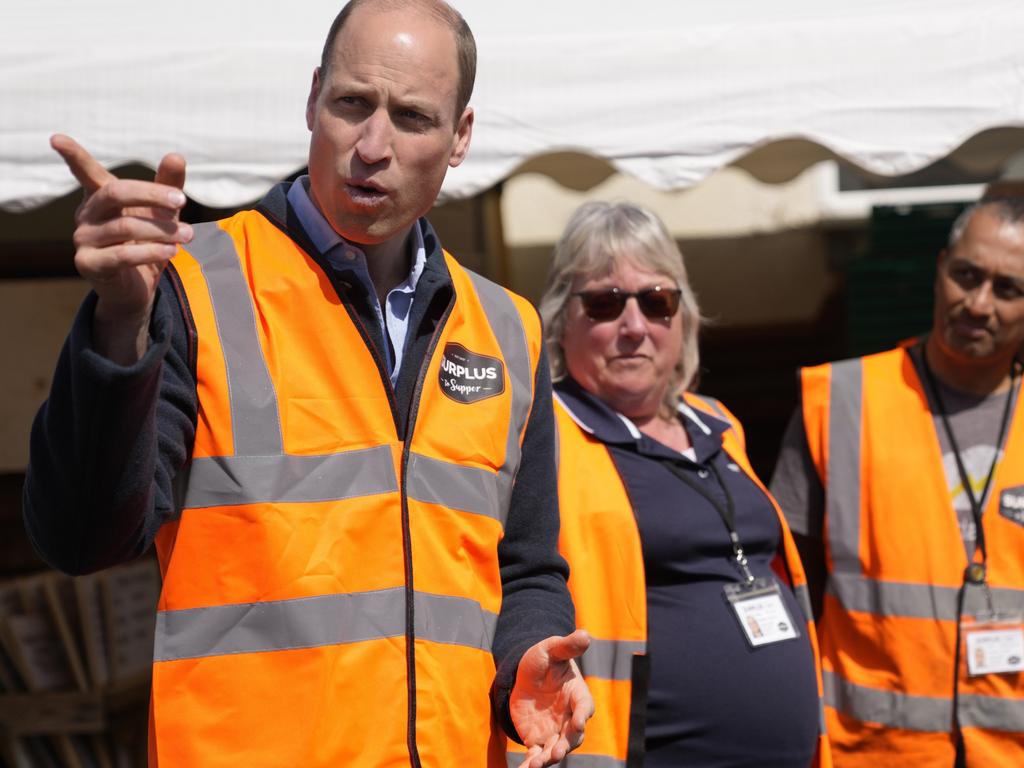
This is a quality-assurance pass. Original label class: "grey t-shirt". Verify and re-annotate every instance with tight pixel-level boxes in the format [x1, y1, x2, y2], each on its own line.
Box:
[770, 346, 1016, 559]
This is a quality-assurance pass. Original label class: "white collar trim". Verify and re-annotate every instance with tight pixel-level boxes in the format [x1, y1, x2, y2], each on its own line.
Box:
[553, 391, 595, 434]
[677, 400, 712, 435]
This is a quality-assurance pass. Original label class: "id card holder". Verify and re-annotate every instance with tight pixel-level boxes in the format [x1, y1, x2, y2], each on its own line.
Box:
[962, 613, 1024, 677]
[724, 577, 800, 648]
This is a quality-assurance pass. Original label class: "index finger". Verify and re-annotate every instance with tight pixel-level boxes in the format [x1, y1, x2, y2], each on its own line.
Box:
[78, 178, 187, 223]
[51, 134, 116, 193]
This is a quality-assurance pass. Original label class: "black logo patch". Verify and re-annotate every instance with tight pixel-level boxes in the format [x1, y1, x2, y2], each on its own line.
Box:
[439, 343, 505, 404]
[999, 485, 1024, 527]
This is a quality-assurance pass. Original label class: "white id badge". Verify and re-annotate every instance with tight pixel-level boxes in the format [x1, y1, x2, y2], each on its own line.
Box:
[724, 578, 800, 648]
[963, 614, 1024, 677]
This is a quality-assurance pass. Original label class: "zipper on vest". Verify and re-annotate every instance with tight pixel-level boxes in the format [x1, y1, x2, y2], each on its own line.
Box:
[400, 291, 455, 768]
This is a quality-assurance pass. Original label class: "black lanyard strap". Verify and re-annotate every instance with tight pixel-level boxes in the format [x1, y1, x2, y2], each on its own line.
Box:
[918, 345, 1019, 759]
[656, 456, 756, 584]
[920, 346, 1020, 571]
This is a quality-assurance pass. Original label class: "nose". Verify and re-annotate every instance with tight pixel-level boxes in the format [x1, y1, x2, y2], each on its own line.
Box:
[964, 280, 995, 316]
[355, 109, 394, 165]
[618, 296, 648, 338]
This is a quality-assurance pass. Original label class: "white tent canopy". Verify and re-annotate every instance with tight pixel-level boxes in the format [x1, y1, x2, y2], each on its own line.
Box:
[2, 0, 1024, 212]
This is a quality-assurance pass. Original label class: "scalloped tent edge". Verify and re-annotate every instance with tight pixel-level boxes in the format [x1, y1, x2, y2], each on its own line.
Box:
[2, 0, 1023, 212]
[6, 128, 1024, 214]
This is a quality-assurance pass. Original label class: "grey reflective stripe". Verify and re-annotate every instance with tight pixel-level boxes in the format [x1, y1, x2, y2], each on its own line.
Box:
[414, 591, 499, 649]
[466, 270, 534, 521]
[155, 589, 497, 662]
[829, 572, 957, 620]
[183, 445, 398, 508]
[578, 638, 646, 681]
[823, 670, 951, 732]
[692, 394, 727, 422]
[794, 583, 814, 624]
[506, 754, 625, 768]
[406, 452, 502, 524]
[182, 222, 282, 455]
[960, 693, 1024, 732]
[824, 670, 1024, 733]
[961, 579, 1024, 620]
[825, 358, 863, 571]
[828, 572, 1024, 621]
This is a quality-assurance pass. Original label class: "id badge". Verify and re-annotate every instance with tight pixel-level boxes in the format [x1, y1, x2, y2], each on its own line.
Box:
[724, 577, 800, 648]
[963, 613, 1024, 677]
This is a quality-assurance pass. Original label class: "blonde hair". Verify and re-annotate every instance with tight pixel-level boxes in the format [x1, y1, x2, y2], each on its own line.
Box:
[539, 201, 702, 413]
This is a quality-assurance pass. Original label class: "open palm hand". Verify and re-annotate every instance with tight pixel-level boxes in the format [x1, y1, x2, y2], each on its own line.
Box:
[509, 630, 593, 768]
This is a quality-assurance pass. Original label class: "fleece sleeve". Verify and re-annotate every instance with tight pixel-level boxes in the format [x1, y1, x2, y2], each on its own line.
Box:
[490, 353, 575, 742]
[22, 278, 198, 575]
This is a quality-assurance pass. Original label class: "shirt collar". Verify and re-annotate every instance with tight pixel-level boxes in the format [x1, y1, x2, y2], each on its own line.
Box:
[286, 175, 426, 292]
[394, 227, 426, 296]
[553, 377, 730, 463]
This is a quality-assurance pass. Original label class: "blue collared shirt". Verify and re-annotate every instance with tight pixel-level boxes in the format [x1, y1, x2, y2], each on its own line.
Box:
[287, 177, 425, 385]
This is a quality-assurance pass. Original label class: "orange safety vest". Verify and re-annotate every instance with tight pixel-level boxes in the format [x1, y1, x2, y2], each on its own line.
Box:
[507, 392, 832, 767]
[151, 210, 543, 767]
[801, 346, 1024, 767]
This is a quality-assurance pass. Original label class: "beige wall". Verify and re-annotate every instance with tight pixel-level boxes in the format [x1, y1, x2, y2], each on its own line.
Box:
[0, 279, 90, 472]
[506, 229, 837, 328]
[502, 165, 827, 246]
[501, 168, 839, 326]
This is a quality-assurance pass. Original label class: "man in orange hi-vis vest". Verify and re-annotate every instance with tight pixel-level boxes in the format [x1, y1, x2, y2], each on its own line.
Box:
[771, 197, 1024, 767]
[23, 2, 594, 766]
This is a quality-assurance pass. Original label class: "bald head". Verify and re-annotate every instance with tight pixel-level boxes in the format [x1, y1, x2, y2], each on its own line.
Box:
[320, 0, 476, 121]
[947, 197, 1024, 253]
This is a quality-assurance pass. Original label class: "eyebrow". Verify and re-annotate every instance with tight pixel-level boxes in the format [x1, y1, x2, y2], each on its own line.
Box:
[950, 257, 1024, 287]
[327, 79, 443, 117]
[395, 98, 441, 117]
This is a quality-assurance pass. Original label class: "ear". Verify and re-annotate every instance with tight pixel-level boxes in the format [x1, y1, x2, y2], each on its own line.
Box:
[448, 107, 474, 168]
[306, 68, 321, 131]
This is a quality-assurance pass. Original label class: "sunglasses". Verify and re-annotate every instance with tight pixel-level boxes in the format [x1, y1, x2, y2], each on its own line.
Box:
[572, 286, 682, 322]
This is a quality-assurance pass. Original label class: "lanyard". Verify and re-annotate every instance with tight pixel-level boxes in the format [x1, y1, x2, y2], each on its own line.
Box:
[919, 347, 1019, 581]
[919, 347, 1020, 757]
[656, 457, 757, 585]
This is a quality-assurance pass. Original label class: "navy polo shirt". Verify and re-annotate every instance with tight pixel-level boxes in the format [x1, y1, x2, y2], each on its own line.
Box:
[555, 379, 819, 768]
